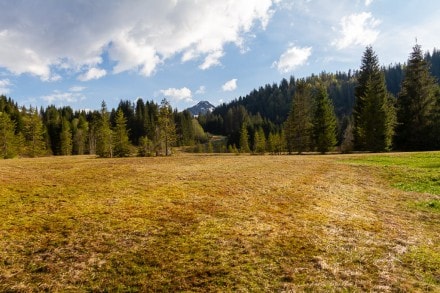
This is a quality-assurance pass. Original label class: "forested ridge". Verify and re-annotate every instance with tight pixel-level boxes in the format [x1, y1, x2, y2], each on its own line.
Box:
[1, 45, 440, 159]
[200, 46, 440, 152]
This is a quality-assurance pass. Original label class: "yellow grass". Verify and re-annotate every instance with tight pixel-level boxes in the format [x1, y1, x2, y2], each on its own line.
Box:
[0, 153, 439, 291]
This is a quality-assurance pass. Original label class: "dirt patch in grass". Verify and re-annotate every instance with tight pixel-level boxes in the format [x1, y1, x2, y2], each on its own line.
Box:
[1, 153, 439, 291]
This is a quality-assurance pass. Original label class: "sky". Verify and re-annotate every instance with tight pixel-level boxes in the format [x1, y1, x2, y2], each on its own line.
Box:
[0, 0, 439, 111]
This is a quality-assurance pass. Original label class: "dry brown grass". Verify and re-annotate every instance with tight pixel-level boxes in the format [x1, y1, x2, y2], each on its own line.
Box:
[0, 153, 439, 291]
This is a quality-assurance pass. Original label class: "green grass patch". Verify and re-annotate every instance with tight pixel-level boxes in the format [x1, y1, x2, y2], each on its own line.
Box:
[412, 199, 440, 213]
[402, 246, 440, 287]
[344, 152, 440, 195]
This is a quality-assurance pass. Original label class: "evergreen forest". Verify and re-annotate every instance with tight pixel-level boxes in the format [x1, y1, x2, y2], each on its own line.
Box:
[1, 44, 440, 159]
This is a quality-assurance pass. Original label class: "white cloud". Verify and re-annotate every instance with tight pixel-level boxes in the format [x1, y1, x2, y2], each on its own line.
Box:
[0, 1, 277, 79]
[78, 67, 107, 81]
[160, 87, 193, 102]
[41, 90, 86, 104]
[0, 79, 12, 94]
[199, 51, 225, 70]
[365, 0, 373, 6]
[222, 79, 238, 92]
[196, 86, 206, 95]
[69, 86, 86, 92]
[332, 12, 380, 49]
[273, 46, 312, 73]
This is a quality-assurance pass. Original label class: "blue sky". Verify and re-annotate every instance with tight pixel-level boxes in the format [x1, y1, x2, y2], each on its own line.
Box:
[0, 0, 439, 111]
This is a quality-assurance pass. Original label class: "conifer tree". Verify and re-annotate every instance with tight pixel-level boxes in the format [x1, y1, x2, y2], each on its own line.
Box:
[72, 115, 88, 155]
[396, 44, 438, 150]
[24, 107, 46, 157]
[60, 118, 72, 156]
[0, 112, 18, 158]
[312, 85, 337, 154]
[253, 127, 266, 154]
[44, 105, 61, 155]
[239, 123, 250, 153]
[113, 109, 131, 157]
[96, 101, 113, 158]
[353, 46, 395, 152]
[284, 80, 313, 154]
[158, 99, 176, 156]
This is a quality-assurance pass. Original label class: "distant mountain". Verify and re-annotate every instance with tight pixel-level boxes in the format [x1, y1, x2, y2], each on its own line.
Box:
[186, 101, 215, 116]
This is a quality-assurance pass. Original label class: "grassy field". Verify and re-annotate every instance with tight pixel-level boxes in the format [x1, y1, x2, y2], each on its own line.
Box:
[0, 152, 439, 292]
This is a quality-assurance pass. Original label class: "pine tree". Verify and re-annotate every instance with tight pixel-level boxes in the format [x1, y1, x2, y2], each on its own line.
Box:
[60, 118, 72, 156]
[157, 99, 176, 156]
[239, 123, 250, 153]
[72, 115, 88, 155]
[353, 46, 395, 152]
[113, 109, 131, 157]
[44, 106, 61, 155]
[312, 85, 337, 154]
[24, 107, 46, 157]
[96, 101, 113, 158]
[0, 112, 18, 158]
[253, 128, 266, 154]
[284, 80, 313, 154]
[396, 44, 438, 150]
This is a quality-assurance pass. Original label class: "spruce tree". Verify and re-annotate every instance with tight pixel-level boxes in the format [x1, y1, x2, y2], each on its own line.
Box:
[0, 112, 18, 159]
[60, 118, 72, 156]
[312, 85, 337, 154]
[284, 80, 313, 154]
[24, 107, 46, 157]
[72, 115, 88, 155]
[396, 44, 438, 150]
[96, 101, 113, 158]
[353, 46, 395, 152]
[239, 123, 250, 153]
[113, 109, 131, 157]
[253, 128, 266, 154]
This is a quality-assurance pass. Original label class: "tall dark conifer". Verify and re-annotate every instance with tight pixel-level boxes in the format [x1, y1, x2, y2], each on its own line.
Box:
[0, 112, 18, 158]
[239, 123, 250, 153]
[284, 80, 313, 154]
[60, 118, 72, 156]
[96, 101, 113, 158]
[24, 107, 46, 157]
[353, 46, 395, 152]
[113, 109, 130, 157]
[312, 85, 337, 154]
[396, 44, 438, 150]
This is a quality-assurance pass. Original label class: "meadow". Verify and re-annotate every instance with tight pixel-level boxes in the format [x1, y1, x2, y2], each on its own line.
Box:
[0, 152, 439, 292]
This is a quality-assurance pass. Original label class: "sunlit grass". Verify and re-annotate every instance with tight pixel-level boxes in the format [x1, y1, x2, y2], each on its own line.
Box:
[344, 151, 440, 195]
[1, 153, 439, 291]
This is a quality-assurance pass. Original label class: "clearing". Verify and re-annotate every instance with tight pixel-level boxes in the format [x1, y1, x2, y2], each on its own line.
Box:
[0, 153, 439, 291]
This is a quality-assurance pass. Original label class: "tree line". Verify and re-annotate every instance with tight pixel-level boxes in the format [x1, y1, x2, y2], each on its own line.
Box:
[0, 97, 209, 159]
[1, 44, 439, 159]
[199, 44, 440, 154]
